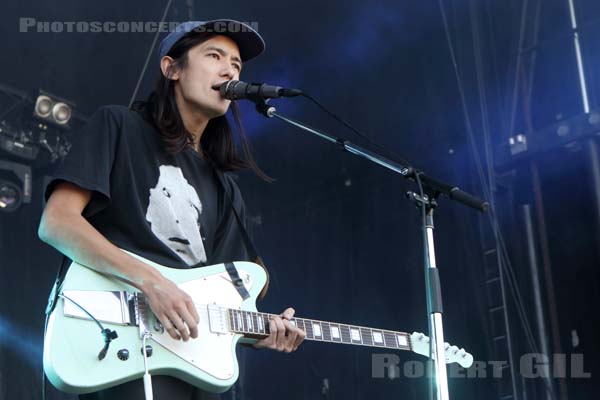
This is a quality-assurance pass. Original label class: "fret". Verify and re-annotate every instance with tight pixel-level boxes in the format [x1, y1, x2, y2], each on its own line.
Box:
[329, 323, 342, 342]
[265, 313, 273, 334]
[242, 311, 247, 333]
[349, 326, 362, 343]
[240, 311, 248, 332]
[256, 313, 265, 334]
[245, 311, 254, 333]
[312, 321, 323, 339]
[250, 311, 256, 333]
[234, 310, 239, 332]
[360, 327, 373, 346]
[293, 318, 304, 335]
[230, 310, 236, 332]
[236, 310, 243, 332]
[384, 331, 398, 349]
[340, 325, 352, 343]
[227, 309, 234, 331]
[252, 312, 259, 334]
[248, 312, 254, 333]
[299, 319, 309, 338]
[372, 329, 385, 346]
[239, 310, 245, 332]
[396, 333, 409, 349]
[303, 319, 315, 340]
[322, 322, 332, 342]
[250, 311, 259, 333]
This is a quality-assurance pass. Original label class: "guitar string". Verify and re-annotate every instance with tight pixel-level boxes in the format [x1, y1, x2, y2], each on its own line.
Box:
[136, 301, 466, 363]
[137, 297, 410, 349]
[198, 304, 409, 350]
[135, 295, 411, 350]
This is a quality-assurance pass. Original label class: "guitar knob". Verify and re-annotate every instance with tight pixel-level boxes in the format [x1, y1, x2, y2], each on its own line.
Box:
[117, 349, 129, 361]
[141, 345, 153, 357]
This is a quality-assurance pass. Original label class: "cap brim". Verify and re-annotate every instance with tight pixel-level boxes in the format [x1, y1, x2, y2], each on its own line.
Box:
[187, 19, 265, 62]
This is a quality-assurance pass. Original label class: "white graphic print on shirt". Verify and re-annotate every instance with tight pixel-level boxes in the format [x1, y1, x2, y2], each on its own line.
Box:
[146, 165, 207, 265]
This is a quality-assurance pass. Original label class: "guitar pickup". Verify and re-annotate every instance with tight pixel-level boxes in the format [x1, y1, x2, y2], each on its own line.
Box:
[207, 304, 229, 335]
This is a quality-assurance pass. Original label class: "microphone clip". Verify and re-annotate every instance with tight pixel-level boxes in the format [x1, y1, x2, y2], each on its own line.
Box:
[253, 98, 276, 118]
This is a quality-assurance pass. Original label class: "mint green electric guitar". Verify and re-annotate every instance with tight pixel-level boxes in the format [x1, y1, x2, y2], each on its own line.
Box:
[43, 252, 473, 394]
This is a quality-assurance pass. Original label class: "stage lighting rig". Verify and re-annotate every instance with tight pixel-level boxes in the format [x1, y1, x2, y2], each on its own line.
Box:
[0, 121, 39, 160]
[497, 107, 600, 168]
[0, 179, 22, 212]
[0, 160, 31, 213]
[0, 86, 79, 164]
[33, 90, 74, 128]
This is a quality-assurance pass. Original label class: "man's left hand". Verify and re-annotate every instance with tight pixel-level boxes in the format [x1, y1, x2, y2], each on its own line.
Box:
[253, 307, 305, 352]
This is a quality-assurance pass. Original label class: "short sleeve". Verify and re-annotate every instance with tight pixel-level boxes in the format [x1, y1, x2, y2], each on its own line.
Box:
[44, 106, 120, 217]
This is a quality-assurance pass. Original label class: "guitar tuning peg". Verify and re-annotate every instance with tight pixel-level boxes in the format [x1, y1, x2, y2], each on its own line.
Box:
[458, 349, 466, 357]
[449, 345, 459, 354]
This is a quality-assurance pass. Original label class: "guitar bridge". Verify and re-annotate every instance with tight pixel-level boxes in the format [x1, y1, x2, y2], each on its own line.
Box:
[133, 293, 164, 338]
[62, 290, 134, 326]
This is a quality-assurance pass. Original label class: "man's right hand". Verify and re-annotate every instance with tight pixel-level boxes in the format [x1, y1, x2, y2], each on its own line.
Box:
[142, 275, 200, 341]
[39, 182, 200, 342]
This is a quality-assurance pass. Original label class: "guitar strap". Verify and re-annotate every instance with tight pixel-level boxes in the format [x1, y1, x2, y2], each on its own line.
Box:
[45, 255, 71, 316]
[224, 262, 250, 300]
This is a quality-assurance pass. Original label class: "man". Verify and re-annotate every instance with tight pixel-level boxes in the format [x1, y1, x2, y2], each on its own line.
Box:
[39, 19, 305, 399]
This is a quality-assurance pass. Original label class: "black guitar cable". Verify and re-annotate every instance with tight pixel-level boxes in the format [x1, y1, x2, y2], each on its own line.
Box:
[58, 293, 119, 360]
[42, 294, 118, 400]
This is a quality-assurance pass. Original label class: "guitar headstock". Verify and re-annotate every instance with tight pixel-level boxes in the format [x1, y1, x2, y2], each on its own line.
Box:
[409, 332, 474, 368]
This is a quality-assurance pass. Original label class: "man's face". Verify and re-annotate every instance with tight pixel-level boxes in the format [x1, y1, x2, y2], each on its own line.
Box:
[172, 35, 242, 119]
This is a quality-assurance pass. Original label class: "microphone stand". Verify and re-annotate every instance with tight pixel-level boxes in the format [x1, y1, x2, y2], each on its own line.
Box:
[251, 99, 488, 400]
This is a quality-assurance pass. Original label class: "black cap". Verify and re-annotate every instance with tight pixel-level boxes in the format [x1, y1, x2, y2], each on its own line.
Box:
[158, 20, 265, 63]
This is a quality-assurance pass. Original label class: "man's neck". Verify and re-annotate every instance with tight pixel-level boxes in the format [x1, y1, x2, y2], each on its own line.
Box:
[175, 90, 209, 152]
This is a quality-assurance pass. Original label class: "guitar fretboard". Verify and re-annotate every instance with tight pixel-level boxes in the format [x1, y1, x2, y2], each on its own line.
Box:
[227, 309, 411, 351]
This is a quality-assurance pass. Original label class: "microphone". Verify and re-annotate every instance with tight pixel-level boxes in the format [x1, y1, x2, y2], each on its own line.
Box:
[215, 80, 303, 101]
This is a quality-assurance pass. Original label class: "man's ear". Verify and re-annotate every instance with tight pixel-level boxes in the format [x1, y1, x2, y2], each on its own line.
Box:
[160, 56, 179, 80]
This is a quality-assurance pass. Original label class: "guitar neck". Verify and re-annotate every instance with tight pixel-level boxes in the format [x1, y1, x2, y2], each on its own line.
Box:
[227, 309, 412, 351]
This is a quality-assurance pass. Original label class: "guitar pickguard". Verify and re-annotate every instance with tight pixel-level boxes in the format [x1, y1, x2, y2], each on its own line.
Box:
[45, 257, 267, 394]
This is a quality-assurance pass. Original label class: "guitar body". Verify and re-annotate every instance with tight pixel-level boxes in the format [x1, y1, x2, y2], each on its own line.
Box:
[43, 253, 268, 394]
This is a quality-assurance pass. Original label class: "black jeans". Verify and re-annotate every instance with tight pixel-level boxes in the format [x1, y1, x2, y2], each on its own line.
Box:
[79, 376, 221, 400]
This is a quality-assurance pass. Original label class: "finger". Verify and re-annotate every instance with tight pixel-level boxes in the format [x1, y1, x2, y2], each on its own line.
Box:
[185, 296, 200, 324]
[261, 318, 278, 349]
[293, 327, 306, 350]
[160, 316, 181, 340]
[281, 307, 295, 320]
[272, 316, 286, 351]
[178, 307, 199, 339]
[168, 312, 189, 341]
[252, 337, 267, 349]
[283, 320, 298, 352]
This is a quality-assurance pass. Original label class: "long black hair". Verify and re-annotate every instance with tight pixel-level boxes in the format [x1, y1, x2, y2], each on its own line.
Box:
[132, 32, 269, 180]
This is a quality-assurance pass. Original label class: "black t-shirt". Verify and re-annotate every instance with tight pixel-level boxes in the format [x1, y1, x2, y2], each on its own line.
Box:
[45, 105, 253, 269]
